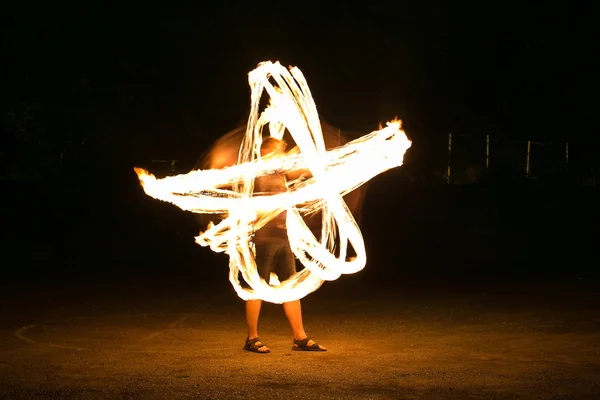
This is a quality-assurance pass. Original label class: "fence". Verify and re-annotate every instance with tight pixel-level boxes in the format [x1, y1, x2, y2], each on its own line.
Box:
[408, 133, 598, 186]
[145, 135, 599, 186]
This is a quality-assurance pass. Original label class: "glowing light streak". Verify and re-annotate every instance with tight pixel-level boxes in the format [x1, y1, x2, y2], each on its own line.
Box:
[135, 61, 411, 303]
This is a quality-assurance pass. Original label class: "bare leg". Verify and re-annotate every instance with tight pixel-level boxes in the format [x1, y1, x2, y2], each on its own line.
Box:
[283, 300, 326, 350]
[245, 299, 269, 352]
[282, 300, 306, 340]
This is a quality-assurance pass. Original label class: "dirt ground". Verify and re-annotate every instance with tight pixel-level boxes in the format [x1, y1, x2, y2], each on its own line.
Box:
[1, 276, 599, 400]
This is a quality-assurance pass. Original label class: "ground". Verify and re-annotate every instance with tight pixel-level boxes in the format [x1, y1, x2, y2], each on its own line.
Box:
[1, 274, 599, 400]
[2, 178, 599, 399]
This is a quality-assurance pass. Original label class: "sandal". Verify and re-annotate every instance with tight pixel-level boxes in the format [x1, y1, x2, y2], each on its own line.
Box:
[292, 337, 326, 352]
[244, 337, 270, 353]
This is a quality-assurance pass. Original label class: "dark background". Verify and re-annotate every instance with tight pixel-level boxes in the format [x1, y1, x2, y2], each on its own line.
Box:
[1, 1, 598, 288]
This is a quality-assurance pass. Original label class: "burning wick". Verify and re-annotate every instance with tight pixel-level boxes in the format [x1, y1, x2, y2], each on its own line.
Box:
[134, 61, 411, 303]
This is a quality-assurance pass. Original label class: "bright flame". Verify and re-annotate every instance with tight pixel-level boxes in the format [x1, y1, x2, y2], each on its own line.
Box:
[134, 61, 411, 303]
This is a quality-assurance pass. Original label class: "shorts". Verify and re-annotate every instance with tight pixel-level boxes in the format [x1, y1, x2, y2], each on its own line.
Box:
[242, 238, 297, 287]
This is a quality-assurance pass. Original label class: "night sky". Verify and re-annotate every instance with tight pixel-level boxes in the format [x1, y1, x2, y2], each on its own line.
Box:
[2, 0, 599, 282]
[3, 1, 597, 180]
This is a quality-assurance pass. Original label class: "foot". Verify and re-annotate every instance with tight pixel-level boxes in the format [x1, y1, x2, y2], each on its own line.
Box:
[292, 337, 326, 351]
[244, 337, 270, 353]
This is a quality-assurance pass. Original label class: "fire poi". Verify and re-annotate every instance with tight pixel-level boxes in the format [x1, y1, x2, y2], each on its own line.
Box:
[134, 61, 412, 303]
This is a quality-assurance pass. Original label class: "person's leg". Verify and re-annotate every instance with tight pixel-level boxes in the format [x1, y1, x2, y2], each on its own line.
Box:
[282, 299, 306, 340]
[246, 299, 262, 340]
[283, 300, 326, 350]
[245, 299, 269, 353]
[243, 242, 277, 353]
[278, 243, 326, 351]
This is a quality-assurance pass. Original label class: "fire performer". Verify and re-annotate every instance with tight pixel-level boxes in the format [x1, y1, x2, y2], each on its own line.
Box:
[244, 137, 326, 353]
[134, 61, 412, 351]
